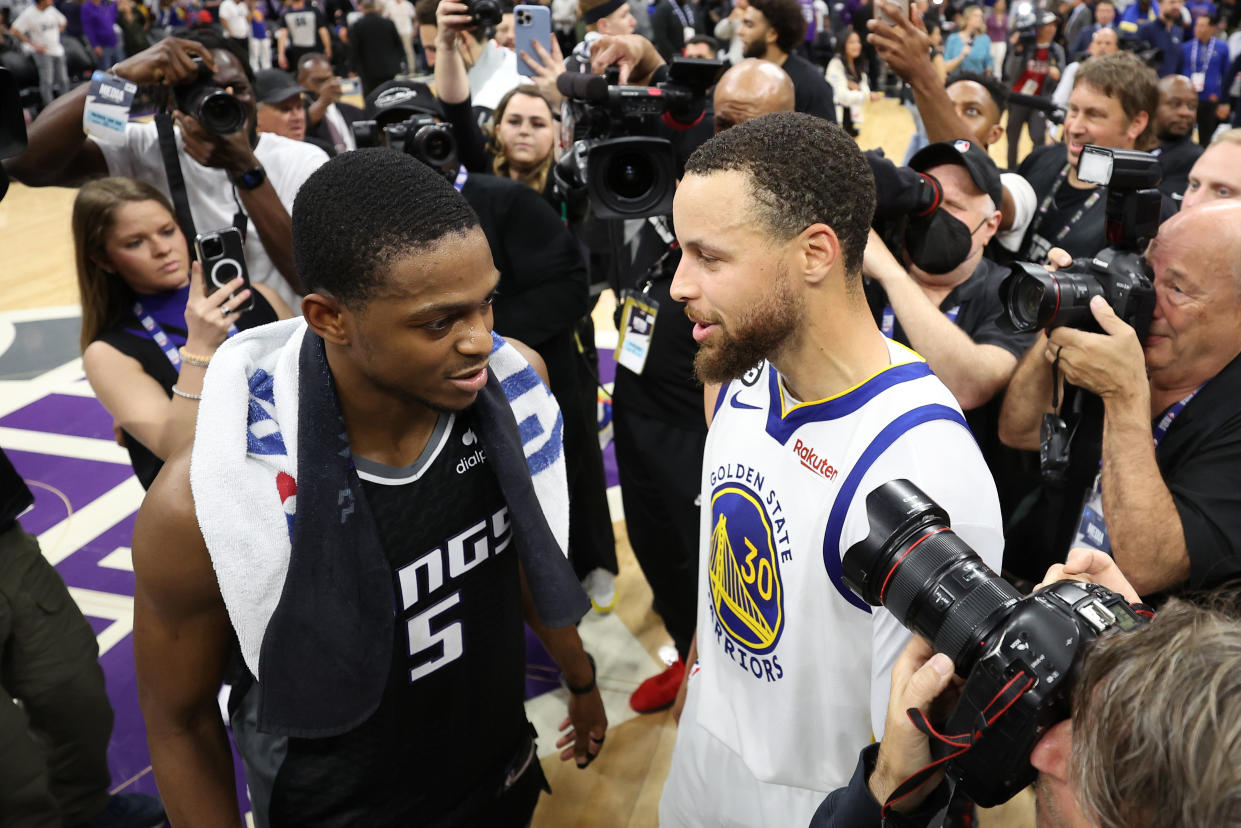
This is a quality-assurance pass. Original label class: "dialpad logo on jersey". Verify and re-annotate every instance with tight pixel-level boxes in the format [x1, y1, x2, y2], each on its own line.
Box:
[707, 470, 791, 682]
[456, 429, 487, 474]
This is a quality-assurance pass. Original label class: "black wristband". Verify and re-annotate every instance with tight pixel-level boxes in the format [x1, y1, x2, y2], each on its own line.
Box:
[565, 653, 597, 695]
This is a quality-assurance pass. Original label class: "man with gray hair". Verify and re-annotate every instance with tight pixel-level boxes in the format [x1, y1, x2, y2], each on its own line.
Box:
[1001, 201, 1241, 596]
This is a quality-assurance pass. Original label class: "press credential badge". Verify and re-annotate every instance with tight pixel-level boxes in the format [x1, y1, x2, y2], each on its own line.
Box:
[616, 290, 659, 375]
[84, 72, 137, 144]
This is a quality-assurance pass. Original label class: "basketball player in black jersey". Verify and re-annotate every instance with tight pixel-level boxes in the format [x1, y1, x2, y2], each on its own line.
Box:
[130, 150, 606, 827]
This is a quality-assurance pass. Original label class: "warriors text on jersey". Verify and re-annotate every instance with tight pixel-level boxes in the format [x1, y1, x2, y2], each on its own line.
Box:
[661, 340, 1004, 828]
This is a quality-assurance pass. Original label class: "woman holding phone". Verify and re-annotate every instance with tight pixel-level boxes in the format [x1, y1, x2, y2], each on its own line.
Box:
[75, 177, 291, 487]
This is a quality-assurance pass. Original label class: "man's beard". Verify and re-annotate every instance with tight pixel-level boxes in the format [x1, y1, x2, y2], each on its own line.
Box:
[743, 35, 768, 59]
[692, 267, 803, 384]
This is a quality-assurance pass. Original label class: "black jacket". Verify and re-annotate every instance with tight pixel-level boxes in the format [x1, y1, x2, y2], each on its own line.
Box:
[348, 12, 405, 94]
[307, 99, 364, 155]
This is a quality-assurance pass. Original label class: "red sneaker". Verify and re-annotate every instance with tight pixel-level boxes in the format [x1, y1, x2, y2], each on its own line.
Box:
[629, 658, 685, 713]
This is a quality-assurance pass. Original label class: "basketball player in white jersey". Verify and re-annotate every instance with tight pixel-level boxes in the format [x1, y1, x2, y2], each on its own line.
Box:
[658, 112, 1005, 827]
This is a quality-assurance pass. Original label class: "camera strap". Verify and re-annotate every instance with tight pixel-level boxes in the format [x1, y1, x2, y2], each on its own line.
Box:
[880, 671, 1037, 820]
[1032, 164, 1102, 251]
[155, 110, 199, 260]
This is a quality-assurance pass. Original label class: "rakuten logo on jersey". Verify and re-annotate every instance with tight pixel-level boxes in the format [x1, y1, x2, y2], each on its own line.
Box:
[793, 438, 838, 481]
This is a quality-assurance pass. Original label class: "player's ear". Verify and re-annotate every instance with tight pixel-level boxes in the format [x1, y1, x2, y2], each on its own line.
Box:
[800, 223, 841, 286]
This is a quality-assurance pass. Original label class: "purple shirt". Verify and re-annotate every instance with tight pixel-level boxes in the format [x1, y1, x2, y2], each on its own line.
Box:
[80, 0, 119, 48]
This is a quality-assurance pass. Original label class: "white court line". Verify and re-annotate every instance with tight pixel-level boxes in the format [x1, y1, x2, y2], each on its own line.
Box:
[98, 546, 134, 572]
[0, 427, 130, 465]
[0, 358, 86, 418]
[0, 305, 82, 323]
[38, 476, 145, 566]
[67, 587, 134, 657]
[524, 609, 658, 759]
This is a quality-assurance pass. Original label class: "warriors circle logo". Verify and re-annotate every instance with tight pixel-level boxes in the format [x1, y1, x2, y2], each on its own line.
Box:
[708, 483, 785, 655]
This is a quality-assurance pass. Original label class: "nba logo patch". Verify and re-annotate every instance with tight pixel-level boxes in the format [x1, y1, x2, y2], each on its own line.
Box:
[708, 483, 785, 654]
[954, 139, 971, 152]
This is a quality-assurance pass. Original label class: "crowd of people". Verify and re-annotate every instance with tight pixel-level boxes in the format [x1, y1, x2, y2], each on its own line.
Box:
[4, 0, 1241, 824]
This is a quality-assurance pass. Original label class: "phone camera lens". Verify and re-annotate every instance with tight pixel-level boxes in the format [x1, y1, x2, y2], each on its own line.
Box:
[203, 238, 225, 259]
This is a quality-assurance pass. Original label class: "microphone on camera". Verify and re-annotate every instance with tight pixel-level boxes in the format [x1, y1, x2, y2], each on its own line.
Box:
[556, 72, 611, 103]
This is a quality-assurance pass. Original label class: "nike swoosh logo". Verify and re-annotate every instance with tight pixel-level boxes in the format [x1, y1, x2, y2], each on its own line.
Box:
[730, 391, 761, 410]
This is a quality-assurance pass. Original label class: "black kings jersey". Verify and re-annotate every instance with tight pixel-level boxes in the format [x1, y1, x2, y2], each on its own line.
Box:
[237, 412, 529, 827]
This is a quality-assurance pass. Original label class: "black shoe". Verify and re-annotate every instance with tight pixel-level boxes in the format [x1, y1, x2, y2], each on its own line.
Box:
[75, 793, 167, 828]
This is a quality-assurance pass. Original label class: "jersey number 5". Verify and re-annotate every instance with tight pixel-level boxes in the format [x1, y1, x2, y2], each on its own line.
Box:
[407, 591, 464, 683]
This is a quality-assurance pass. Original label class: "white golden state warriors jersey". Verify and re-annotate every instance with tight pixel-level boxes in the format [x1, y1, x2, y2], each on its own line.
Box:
[663, 340, 1003, 828]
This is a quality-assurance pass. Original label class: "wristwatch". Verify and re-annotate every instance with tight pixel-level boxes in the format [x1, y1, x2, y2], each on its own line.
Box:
[231, 166, 267, 190]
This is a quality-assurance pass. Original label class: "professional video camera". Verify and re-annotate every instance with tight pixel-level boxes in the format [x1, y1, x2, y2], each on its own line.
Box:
[351, 113, 459, 178]
[553, 57, 724, 219]
[998, 145, 1159, 340]
[1118, 32, 1163, 69]
[842, 479, 1148, 807]
[173, 56, 247, 135]
[1008, 1, 1057, 45]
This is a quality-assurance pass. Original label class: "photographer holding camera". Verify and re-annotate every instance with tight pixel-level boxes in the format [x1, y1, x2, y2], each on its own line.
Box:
[811, 547, 1241, 827]
[4, 32, 329, 310]
[1000, 201, 1241, 597]
[1016, 51, 1167, 263]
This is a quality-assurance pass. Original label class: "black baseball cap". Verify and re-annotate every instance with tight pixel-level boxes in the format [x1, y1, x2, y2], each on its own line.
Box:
[254, 69, 307, 105]
[364, 80, 445, 124]
[908, 139, 1003, 210]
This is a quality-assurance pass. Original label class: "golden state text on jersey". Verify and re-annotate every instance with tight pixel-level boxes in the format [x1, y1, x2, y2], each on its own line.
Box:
[707, 466, 792, 682]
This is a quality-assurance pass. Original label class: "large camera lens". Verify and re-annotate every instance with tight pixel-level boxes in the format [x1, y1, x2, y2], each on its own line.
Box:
[196, 90, 248, 136]
[998, 261, 1106, 334]
[413, 124, 458, 169]
[605, 151, 655, 202]
[842, 480, 1020, 672]
[467, 0, 503, 26]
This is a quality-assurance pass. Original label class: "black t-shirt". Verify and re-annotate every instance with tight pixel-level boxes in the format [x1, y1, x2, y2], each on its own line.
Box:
[864, 256, 1036, 364]
[1017, 144, 1108, 262]
[1019, 143, 1179, 262]
[1005, 351, 1241, 591]
[261, 411, 529, 826]
[781, 52, 838, 123]
[612, 257, 708, 430]
[864, 257, 1037, 474]
[94, 289, 278, 488]
[1155, 135, 1203, 202]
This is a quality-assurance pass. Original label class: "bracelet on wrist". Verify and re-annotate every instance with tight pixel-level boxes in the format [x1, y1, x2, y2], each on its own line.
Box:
[171, 386, 203, 401]
[178, 347, 212, 367]
[564, 653, 597, 696]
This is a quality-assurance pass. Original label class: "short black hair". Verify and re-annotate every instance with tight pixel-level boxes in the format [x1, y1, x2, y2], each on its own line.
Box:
[947, 70, 1008, 114]
[684, 112, 875, 278]
[747, 0, 806, 54]
[176, 27, 256, 86]
[292, 149, 482, 306]
[685, 33, 721, 51]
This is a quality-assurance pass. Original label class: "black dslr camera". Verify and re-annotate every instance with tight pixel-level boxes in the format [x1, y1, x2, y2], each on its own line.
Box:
[465, 0, 503, 27]
[999, 146, 1160, 341]
[173, 56, 248, 136]
[843, 479, 1148, 807]
[352, 114, 459, 178]
[554, 57, 724, 219]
